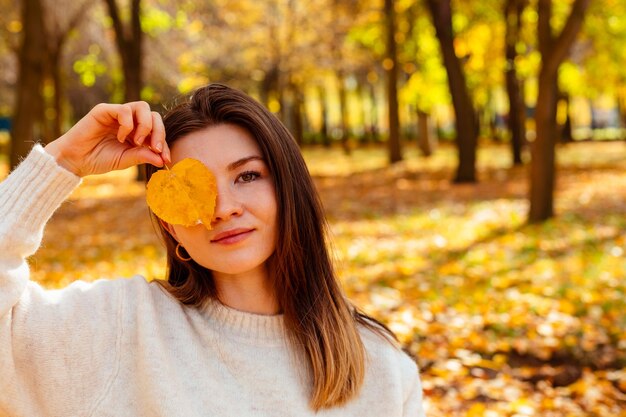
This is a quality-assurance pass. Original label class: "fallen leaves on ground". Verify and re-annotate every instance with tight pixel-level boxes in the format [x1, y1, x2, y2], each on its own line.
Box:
[8, 141, 626, 416]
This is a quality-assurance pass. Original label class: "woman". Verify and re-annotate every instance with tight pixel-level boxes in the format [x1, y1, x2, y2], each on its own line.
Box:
[0, 84, 424, 416]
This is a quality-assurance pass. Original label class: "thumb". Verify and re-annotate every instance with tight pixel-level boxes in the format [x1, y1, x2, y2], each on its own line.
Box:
[119, 147, 164, 170]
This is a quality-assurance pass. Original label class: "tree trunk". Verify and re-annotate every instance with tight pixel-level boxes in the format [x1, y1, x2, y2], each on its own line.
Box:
[519, 78, 527, 141]
[123, 56, 142, 103]
[41, 2, 90, 142]
[617, 93, 626, 140]
[617, 94, 625, 127]
[49, 47, 63, 141]
[126, 0, 143, 101]
[10, 0, 46, 169]
[426, 0, 478, 182]
[290, 84, 304, 146]
[104, 0, 143, 101]
[260, 66, 279, 109]
[529, 0, 590, 222]
[477, 105, 491, 140]
[369, 81, 379, 142]
[337, 71, 351, 155]
[486, 106, 499, 142]
[507, 67, 525, 165]
[385, 0, 402, 163]
[529, 70, 558, 221]
[505, 0, 526, 166]
[559, 93, 573, 143]
[318, 86, 330, 147]
[356, 78, 370, 144]
[417, 110, 432, 157]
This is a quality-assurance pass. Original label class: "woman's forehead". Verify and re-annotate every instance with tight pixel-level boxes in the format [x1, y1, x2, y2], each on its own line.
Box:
[170, 124, 263, 169]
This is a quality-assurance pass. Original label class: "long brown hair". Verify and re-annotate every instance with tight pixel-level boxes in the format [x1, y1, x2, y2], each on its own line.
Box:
[145, 83, 397, 410]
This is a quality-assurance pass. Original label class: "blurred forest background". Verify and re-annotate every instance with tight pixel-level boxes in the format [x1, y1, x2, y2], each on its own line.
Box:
[1, 0, 625, 415]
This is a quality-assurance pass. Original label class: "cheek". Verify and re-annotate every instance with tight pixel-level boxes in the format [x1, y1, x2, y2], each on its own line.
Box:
[172, 225, 206, 247]
[256, 186, 278, 228]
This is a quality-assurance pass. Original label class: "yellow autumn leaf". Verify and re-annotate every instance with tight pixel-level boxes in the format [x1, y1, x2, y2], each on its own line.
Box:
[146, 158, 217, 230]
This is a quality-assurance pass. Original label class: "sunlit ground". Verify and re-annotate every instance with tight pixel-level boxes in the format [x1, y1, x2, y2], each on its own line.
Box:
[3, 140, 626, 416]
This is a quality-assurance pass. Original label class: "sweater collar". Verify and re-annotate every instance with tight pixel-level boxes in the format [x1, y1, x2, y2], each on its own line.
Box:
[202, 298, 286, 341]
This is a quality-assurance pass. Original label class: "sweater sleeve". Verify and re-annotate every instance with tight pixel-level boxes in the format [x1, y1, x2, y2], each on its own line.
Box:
[0, 144, 81, 316]
[0, 145, 125, 416]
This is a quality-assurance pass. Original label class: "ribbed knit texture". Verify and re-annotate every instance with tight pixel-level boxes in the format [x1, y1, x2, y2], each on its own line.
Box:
[0, 145, 425, 417]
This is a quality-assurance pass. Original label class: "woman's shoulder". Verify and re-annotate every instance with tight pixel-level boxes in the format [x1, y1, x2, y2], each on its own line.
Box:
[355, 321, 422, 412]
[17, 276, 185, 344]
[23, 275, 174, 313]
[359, 323, 416, 364]
[32, 274, 149, 296]
[12, 276, 162, 359]
[358, 321, 420, 386]
[359, 322, 416, 367]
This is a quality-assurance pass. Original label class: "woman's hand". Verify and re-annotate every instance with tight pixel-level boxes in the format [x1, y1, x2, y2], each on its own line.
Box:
[44, 101, 171, 177]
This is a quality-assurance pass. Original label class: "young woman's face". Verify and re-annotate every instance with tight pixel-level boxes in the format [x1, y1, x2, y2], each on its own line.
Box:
[167, 124, 277, 277]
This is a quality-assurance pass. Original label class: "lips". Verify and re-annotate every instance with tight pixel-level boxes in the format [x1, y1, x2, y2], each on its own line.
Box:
[210, 228, 255, 243]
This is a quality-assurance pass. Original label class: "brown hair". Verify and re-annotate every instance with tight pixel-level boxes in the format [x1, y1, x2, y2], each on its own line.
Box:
[145, 83, 397, 410]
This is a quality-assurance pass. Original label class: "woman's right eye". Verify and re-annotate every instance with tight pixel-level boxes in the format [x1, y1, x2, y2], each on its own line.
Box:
[237, 171, 261, 183]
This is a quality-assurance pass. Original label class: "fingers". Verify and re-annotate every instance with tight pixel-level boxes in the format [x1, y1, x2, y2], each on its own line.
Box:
[130, 102, 153, 146]
[122, 104, 171, 168]
[113, 104, 134, 143]
[119, 103, 170, 164]
[93, 101, 170, 169]
[148, 111, 171, 164]
[108, 101, 153, 145]
[119, 146, 165, 170]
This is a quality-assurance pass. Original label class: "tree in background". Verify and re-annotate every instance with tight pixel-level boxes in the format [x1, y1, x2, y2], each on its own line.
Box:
[454, 1, 504, 144]
[0, 1, 20, 117]
[344, 1, 387, 151]
[529, 0, 590, 222]
[384, 0, 401, 163]
[402, 57, 446, 157]
[3, 0, 623, 181]
[400, 5, 448, 157]
[329, 0, 362, 154]
[10, 0, 45, 169]
[504, 0, 527, 165]
[575, 0, 626, 135]
[181, 0, 342, 147]
[426, 0, 478, 183]
[43, 0, 92, 140]
[104, 0, 143, 102]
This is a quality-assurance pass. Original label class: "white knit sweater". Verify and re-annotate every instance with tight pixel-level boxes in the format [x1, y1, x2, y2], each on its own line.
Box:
[0, 145, 425, 417]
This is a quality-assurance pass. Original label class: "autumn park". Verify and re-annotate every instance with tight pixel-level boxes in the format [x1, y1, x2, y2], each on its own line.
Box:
[1, 0, 625, 415]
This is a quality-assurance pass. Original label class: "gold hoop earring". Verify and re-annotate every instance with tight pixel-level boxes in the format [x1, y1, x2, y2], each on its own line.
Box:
[175, 243, 192, 262]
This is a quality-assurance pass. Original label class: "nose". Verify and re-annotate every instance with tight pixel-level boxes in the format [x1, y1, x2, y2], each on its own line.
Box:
[211, 184, 243, 223]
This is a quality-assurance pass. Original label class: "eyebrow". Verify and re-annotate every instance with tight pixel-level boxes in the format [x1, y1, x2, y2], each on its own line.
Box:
[227, 155, 265, 171]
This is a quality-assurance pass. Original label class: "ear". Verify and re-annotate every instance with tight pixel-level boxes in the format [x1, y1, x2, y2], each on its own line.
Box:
[160, 219, 179, 242]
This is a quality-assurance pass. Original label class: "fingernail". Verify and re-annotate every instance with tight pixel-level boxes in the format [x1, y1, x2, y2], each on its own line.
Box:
[136, 136, 145, 145]
[155, 142, 163, 152]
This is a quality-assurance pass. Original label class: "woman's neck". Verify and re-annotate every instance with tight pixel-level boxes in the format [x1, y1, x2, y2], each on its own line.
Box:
[211, 266, 280, 315]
